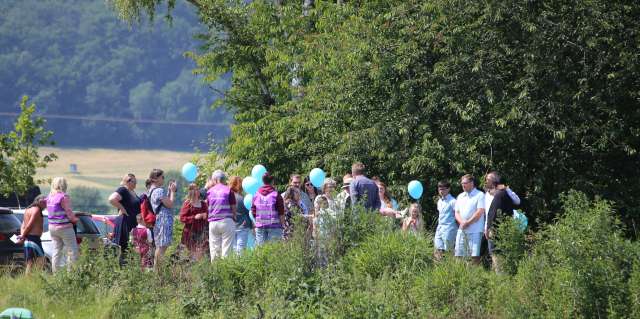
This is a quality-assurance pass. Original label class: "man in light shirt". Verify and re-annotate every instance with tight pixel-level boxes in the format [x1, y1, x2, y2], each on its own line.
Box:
[434, 181, 457, 260]
[454, 174, 485, 264]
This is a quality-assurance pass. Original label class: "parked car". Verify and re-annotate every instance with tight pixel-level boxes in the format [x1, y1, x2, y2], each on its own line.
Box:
[14, 210, 120, 268]
[0, 207, 23, 269]
[91, 214, 118, 240]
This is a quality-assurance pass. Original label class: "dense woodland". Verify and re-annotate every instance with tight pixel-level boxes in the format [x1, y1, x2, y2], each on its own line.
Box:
[0, 0, 231, 150]
[115, 0, 640, 234]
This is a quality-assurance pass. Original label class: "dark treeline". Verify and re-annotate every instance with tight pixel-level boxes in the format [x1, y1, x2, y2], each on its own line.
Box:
[0, 0, 231, 150]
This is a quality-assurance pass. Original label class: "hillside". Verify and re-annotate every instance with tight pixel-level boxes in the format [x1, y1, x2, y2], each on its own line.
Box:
[0, 0, 231, 150]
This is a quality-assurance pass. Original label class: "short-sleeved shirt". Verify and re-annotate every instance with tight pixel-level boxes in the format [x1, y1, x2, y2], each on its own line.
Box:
[454, 188, 485, 233]
[349, 176, 381, 210]
[437, 194, 457, 227]
[116, 186, 141, 227]
[149, 187, 171, 216]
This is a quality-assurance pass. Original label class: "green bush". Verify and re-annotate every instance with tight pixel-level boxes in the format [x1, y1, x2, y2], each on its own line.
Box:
[501, 191, 637, 318]
[68, 186, 109, 213]
[2, 191, 640, 318]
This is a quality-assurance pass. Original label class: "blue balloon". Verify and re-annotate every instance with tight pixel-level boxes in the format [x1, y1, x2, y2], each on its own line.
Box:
[513, 210, 528, 232]
[251, 165, 267, 183]
[242, 176, 260, 195]
[309, 168, 326, 188]
[181, 162, 198, 182]
[243, 194, 253, 210]
[407, 180, 423, 199]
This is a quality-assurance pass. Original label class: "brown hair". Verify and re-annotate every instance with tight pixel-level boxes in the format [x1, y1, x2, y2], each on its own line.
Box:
[377, 181, 392, 207]
[149, 169, 164, 185]
[229, 176, 242, 193]
[461, 174, 475, 185]
[351, 162, 365, 175]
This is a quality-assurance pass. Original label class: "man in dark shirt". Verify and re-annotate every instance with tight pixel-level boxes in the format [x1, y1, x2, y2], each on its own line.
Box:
[349, 162, 380, 211]
[485, 171, 514, 273]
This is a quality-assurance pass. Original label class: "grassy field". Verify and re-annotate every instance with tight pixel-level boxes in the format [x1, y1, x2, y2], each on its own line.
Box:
[36, 147, 195, 195]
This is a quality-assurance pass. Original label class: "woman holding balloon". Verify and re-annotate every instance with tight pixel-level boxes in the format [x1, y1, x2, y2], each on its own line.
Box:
[230, 176, 253, 253]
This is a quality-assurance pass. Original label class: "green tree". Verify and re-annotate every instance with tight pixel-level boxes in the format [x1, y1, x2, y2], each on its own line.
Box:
[0, 96, 56, 199]
[113, 0, 640, 232]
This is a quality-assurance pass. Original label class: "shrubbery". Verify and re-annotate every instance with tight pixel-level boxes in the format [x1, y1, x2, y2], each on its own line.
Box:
[1, 191, 639, 318]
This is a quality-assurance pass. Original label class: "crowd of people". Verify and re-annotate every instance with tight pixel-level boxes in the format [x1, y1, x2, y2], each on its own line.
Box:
[15, 162, 520, 274]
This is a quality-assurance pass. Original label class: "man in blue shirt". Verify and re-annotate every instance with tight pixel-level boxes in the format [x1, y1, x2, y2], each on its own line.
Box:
[434, 180, 457, 260]
[349, 162, 380, 211]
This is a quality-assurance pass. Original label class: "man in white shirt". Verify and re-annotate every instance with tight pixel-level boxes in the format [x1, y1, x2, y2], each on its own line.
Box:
[454, 174, 485, 264]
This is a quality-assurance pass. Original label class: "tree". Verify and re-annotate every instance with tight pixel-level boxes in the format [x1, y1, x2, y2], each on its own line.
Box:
[0, 96, 57, 199]
[112, 0, 640, 233]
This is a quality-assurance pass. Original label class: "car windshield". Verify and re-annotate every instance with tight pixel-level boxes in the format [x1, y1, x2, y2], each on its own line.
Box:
[43, 215, 100, 234]
[0, 214, 22, 233]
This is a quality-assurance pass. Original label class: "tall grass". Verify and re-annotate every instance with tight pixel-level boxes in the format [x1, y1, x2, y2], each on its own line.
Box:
[1, 191, 638, 318]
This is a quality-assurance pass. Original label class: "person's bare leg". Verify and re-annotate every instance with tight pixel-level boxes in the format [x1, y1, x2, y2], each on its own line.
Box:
[434, 250, 443, 261]
[24, 260, 33, 275]
[154, 246, 167, 271]
[471, 256, 481, 265]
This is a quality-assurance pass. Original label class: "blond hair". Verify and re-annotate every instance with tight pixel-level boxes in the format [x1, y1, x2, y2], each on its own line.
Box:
[120, 173, 136, 186]
[50, 177, 68, 195]
[322, 178, 337, 194]
[185, 183, 199, 204]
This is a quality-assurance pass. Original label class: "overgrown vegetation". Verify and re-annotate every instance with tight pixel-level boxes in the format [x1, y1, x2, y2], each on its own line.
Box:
[1, 192, 638, 318]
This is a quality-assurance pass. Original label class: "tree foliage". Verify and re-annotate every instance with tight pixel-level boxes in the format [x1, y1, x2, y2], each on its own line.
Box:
[114, 0, 640, 231]
[0, 96, 56, 198]
[0, 0, 230, 150]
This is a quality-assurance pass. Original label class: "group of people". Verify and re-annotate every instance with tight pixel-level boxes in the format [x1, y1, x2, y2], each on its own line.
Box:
[16, 161, 519, 274]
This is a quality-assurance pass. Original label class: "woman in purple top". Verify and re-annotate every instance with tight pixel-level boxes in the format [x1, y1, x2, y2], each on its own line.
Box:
[207, 170, 236, 261]
[251, 172, 286, 245]
[47, 177, 79, 272]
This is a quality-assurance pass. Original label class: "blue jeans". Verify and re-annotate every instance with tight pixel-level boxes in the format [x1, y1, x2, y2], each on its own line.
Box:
[255, 227, 283, 246]
[234, 227, 250, 254]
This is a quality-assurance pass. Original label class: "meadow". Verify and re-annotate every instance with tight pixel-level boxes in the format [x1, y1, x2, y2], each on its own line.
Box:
[35, 147, 195, 210]
[1, 191, 639, 318]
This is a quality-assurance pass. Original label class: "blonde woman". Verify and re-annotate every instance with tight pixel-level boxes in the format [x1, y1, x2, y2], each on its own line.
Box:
[108, 173, 141, 264]
[313, 178, 338, 238]
[46, 177, 79, 272]
[402, 203, 424, 235]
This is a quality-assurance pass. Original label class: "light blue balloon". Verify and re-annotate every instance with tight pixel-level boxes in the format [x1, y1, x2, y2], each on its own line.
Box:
[242, 176, 260, 195]
[181, 162, 198, 182]
[407, 180, 423, 199]
[309, 168, 326, 188]
[513, 210, 528, 232]
[251, 165, 267, 183]
[243, 193, 253, 210]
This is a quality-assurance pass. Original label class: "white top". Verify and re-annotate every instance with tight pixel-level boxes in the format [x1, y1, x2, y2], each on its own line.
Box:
[455, 188, 485, 233]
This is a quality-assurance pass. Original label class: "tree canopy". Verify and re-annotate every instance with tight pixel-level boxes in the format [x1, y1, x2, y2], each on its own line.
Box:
[117, 0, 639, 232]
[0, 0, 231, 150]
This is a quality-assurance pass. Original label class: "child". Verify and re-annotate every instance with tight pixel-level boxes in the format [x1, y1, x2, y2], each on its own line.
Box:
[130, 214, 153, 269]
[402, 203, 424, 235]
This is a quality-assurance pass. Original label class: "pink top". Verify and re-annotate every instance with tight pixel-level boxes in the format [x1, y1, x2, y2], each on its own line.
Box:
[48, 194, 76, 230]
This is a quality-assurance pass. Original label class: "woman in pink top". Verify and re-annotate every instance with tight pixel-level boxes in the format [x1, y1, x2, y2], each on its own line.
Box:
[46, 177, 79, 272]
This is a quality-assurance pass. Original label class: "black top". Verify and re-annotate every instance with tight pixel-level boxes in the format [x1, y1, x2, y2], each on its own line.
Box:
[487, 189, 514, 229]
[116, 186, 141, 228]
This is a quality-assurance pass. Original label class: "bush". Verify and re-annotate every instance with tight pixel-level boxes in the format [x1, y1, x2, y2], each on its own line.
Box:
[500, 191, 637, 318]
[68, 186, 109, 213]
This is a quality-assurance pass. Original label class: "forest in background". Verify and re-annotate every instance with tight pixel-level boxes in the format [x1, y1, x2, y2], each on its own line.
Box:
[0, 0, 231, 151]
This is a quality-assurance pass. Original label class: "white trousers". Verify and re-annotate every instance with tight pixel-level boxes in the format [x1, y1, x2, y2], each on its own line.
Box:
[50, 226, 79, 272]
[209, 219, 236, 262]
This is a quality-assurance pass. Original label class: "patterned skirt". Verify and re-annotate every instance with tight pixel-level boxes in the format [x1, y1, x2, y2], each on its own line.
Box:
[153, 212, 173, 247]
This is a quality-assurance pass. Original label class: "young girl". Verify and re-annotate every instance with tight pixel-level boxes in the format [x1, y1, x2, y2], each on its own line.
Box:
[130, 214, 153, 269]
[283, 186, 303, 240]
[179, 184, 209, 261]
[402, 203, 424, 235]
